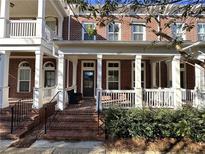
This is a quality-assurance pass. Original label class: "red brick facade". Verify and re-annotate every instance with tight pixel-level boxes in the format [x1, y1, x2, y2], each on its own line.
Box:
[69, 16, 200, 42]
[9, 58, 56, 99]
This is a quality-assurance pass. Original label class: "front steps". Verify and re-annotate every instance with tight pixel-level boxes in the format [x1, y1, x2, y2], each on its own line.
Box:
[0, 104, 39, 140]
[42, 100, 105, 141]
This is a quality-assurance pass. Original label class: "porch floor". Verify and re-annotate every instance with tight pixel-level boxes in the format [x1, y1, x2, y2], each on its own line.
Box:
[42, 99, 105, 141]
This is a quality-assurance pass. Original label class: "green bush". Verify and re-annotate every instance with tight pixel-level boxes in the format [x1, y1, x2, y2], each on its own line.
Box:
[104, 106, 205, 141]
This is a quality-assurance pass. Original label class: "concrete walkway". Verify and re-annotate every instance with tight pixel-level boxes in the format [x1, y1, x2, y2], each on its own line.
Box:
[0, 140, 105, 154]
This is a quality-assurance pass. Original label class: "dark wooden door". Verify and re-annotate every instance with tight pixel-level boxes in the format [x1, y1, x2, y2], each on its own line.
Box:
[83, 71, 94, 97]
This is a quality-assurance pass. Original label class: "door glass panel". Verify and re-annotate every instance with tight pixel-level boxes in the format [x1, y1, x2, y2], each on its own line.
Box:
[83, 71, 94, 97]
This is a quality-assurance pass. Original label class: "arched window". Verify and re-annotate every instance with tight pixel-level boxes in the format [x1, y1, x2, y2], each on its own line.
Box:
[18, 61, 31, 92]
[44, 61, 56, 87]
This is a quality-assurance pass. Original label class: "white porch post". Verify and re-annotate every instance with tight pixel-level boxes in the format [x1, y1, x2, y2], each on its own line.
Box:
[72, 58, 78, 92]
[151, 61, 157, 88]
[0, 51, 10, 108]
[195, 55, 205, 91]
[33, 50, 43, 109]
[0, 0, 9, 38]
[57, 51, 65, 110]
[58, 17, 63, 38]
[96, 54, 102, 111]
[194, 55, 205, 108]
[172, 55, 182, 109]
[36, 0, 45, 37]
[134, 55, 142, 108]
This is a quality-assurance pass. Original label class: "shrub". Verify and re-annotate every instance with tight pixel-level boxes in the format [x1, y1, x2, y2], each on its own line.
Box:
[104, 107, 205, 141]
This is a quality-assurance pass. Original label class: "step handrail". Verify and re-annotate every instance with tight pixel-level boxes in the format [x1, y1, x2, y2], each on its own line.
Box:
[44, 91, 62, 134]
[10, 99, 32, 134]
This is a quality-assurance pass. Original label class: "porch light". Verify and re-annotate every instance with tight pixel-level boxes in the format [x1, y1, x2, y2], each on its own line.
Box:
[10, 2, 15, 8]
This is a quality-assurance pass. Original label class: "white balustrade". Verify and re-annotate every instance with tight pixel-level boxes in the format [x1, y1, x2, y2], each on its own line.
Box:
[100, 90, 135, 109]
[181, 89, 196, 105]
[143, 89, 175, 108]
[44, 25, 57, 41]
[9, 20, 37, 37]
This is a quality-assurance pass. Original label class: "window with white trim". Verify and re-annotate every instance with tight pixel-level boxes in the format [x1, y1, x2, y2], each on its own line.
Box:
[132, 61, 146, 88]
[108, 23, 120, 41]
[198, 23, 205, 41]
[107, 62, 120, 90]
[132, 23, 146, 41]
[18, 61, 31, 92]
[82, 22, 96, 40]
[44, 62, 56, 87]
[180, 63, 186, 89]
[172, 23, 186, 40]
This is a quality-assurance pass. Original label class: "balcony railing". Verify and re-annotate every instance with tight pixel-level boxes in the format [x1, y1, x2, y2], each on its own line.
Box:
[8, 20, 58, 42]
[9, 20, 37, 38]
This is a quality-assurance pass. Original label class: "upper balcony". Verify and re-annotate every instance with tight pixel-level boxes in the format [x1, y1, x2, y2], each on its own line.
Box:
[0, 0, 68, 42]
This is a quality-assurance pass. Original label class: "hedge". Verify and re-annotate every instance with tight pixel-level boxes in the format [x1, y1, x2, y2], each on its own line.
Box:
[104, 106, 205, 141]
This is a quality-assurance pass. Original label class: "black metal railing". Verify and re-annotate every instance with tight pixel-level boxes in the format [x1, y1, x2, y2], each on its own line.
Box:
[97, 90, 105, 136]
[11, 99, 32, 134]
[44, 91, 61, 134]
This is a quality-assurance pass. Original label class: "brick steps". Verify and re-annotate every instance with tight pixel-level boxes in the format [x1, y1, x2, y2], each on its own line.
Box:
[42, 100, 105, 141]
[43, 130, 105, 141]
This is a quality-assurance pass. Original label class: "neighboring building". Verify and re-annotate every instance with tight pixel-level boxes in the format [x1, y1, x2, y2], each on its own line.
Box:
[0, 0, 205, 111]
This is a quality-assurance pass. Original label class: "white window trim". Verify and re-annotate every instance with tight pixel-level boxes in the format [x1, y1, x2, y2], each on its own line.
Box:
[107, 23, 121, 41]
[180, 63, 187, 89]
[106, 61, 121, 90]
[82, 22, 96, 40]
[197, 23, 205, 41]
[17, 61, 31, 93]
[131, 23, 146, 41]
[172, 23, 186, 40]
[132, 61, 146, 88]
[43, 61, 56, 88]
[81, 61, 96, 97]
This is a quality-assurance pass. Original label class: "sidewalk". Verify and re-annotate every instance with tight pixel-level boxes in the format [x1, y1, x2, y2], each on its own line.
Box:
[0, 140, 106, 154]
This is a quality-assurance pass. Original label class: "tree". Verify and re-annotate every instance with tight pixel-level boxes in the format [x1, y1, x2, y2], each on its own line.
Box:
[66, 0, 205, 68]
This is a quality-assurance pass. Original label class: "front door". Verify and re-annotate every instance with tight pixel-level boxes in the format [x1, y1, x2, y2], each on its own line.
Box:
[83, 71, 94, 97]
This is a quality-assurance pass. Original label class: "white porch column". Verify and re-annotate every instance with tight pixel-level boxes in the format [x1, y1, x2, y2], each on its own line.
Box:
[72, 58, 78, 92]
[0, 51, 10, 108]
[195, 55, 205, 91]
[0, 0, 9, 38]
[172, 55, 182, 109]
[36, 0, 45, 37]
[96, 54, 102, 111]
[57, 51, 65, 110]
[33, 50, 43, 109]
[151, 62, 157, 88]
[194, 55, 205, 108]
[134, 55, 142, 108]
[58, 17, 63, 38]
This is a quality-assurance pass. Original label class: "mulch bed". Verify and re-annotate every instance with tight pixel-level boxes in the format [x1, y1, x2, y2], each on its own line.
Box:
[105, 138, 205, 153]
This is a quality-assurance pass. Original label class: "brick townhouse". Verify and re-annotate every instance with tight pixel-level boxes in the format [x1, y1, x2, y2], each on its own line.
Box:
[0, 0, 205, 112]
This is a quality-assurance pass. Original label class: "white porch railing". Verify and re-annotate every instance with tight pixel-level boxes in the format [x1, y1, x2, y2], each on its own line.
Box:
[44, 25, 57, 41]
[9, 20, 37, 37]
[181, 89, 196, 105]
[100, 90, 135, 109]
[43, 87, 56, 100]
[143, 89, 175, 108]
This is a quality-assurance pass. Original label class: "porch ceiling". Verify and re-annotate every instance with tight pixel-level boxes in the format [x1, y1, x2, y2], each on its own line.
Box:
[9, 0, 60, 18]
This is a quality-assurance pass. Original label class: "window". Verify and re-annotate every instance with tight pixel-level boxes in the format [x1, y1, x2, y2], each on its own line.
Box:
[108, 23, 120, 41]
[172, 23, 186, 40]
[180, 63, 186, 89]
[132, 61, 146, 88]
[44, 62, 56, 87]
[82, 23, 96, 40]
[198, 23, 205, 41]
[107, 62, 120, 90]
[132, 23, 146, 41]
[18, 62, 31, 92]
